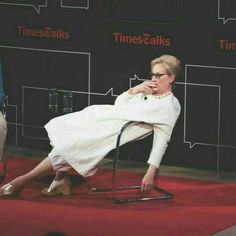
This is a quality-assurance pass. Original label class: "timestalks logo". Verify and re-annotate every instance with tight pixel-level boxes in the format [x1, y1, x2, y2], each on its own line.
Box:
[17, 25, 71, 40]
[113, 32, 171, 46]
[218, 39, 236, 51]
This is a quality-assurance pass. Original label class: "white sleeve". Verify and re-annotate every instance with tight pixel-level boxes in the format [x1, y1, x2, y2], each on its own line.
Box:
[114, 91, 134, 105]
[147, 126, 171, 168]
[147, 97, 181, 168]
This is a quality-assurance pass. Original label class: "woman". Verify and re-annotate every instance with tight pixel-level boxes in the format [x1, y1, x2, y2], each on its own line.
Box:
[0, 54, 181, 197]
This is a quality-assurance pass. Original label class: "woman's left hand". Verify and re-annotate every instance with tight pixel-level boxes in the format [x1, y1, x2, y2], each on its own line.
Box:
[141, 172, 155, 193]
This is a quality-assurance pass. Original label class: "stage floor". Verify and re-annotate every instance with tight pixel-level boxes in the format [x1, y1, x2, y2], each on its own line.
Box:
[4, 145, 236, 236]
[6, 145, 236, 183]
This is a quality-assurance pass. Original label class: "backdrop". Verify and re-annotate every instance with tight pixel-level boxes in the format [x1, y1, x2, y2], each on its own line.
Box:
[0, 0, 236, 171]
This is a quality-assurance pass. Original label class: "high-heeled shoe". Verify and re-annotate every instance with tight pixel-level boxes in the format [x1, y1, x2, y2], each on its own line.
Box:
[41, 177, 72, 196]
[0, 183, 21, 198]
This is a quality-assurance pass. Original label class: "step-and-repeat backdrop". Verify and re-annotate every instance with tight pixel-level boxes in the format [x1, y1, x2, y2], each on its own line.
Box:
[0, 0, 236, 171]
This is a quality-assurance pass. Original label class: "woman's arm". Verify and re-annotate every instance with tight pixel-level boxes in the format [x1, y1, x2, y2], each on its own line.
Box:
[129, 80, 157, 95]
[115, 80, 157, 105]
[141, 164, 157, 192]
[141, 126, 170, 192]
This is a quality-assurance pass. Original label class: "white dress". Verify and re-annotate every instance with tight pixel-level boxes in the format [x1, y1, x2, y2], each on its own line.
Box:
[45, 91, 181, 177]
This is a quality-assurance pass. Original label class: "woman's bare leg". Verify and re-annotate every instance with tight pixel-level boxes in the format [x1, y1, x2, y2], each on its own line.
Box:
[1, 157, 72, 197]
[41, 170, 71, 196]
[7, 157, 54, 190]
[54, 170, 69, 180]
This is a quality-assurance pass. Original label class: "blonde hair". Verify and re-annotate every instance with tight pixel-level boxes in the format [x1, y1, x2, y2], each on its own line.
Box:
[151, 55, 181, 78]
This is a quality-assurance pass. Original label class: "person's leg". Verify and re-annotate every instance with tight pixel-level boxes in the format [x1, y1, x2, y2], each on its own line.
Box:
[41, 170, 71, 196]
[40, 155, 73, 196]
[11, 157, 53, 186]
[0, 111, 7, 161]
[0, 157, 53, 195]
[54, 170, 69, 180]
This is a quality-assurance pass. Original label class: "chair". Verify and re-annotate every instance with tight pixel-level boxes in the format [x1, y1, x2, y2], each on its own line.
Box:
[89, 121, 174, 204]
[0, 95, 7, 182]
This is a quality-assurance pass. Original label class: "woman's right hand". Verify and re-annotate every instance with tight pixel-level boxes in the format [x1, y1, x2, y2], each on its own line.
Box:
[129, 80, 157, 95]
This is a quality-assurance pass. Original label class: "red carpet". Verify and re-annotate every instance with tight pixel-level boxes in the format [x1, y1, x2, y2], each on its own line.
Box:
[1, 156, 236, 236]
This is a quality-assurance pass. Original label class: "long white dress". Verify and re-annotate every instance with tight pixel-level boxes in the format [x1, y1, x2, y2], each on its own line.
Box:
[45, 91, 181, 177]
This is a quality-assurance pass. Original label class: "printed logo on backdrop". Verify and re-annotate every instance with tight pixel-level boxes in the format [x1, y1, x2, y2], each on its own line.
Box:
[217, 0, 236, 51]
[16, 25, 71, 40]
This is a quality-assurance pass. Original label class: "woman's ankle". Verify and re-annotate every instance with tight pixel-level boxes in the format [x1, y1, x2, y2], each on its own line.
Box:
[54, 171, 69, 181]
[10, 176, 29, 190]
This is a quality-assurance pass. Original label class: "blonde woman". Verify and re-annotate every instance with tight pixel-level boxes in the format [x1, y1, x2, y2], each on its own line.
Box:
[0, 55, 181, 197]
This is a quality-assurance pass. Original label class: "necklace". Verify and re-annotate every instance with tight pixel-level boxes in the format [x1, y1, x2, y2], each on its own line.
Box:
[152, 92, 172, 99]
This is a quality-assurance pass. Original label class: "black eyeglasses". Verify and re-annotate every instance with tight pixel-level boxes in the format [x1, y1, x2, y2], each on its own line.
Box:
[150, 72, 169, 79]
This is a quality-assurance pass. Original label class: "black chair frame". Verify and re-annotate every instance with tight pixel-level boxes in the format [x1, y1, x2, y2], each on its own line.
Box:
[89, 121, 174, 204]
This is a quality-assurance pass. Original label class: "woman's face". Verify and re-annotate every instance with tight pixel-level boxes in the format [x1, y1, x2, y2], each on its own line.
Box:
[150, 63, 175, 95]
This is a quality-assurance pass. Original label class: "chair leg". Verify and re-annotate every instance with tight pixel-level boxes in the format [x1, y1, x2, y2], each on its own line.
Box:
[88, 121, 174, 203]
[89, 184, 174, 204]
[113, 186, 174, 204]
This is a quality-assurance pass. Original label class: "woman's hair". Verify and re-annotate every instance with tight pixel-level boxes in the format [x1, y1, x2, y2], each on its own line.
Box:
[150, 55, 181, 78]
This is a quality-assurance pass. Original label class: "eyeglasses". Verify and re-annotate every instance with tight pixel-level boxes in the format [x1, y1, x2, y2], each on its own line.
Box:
[150, 72, 169, 79]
